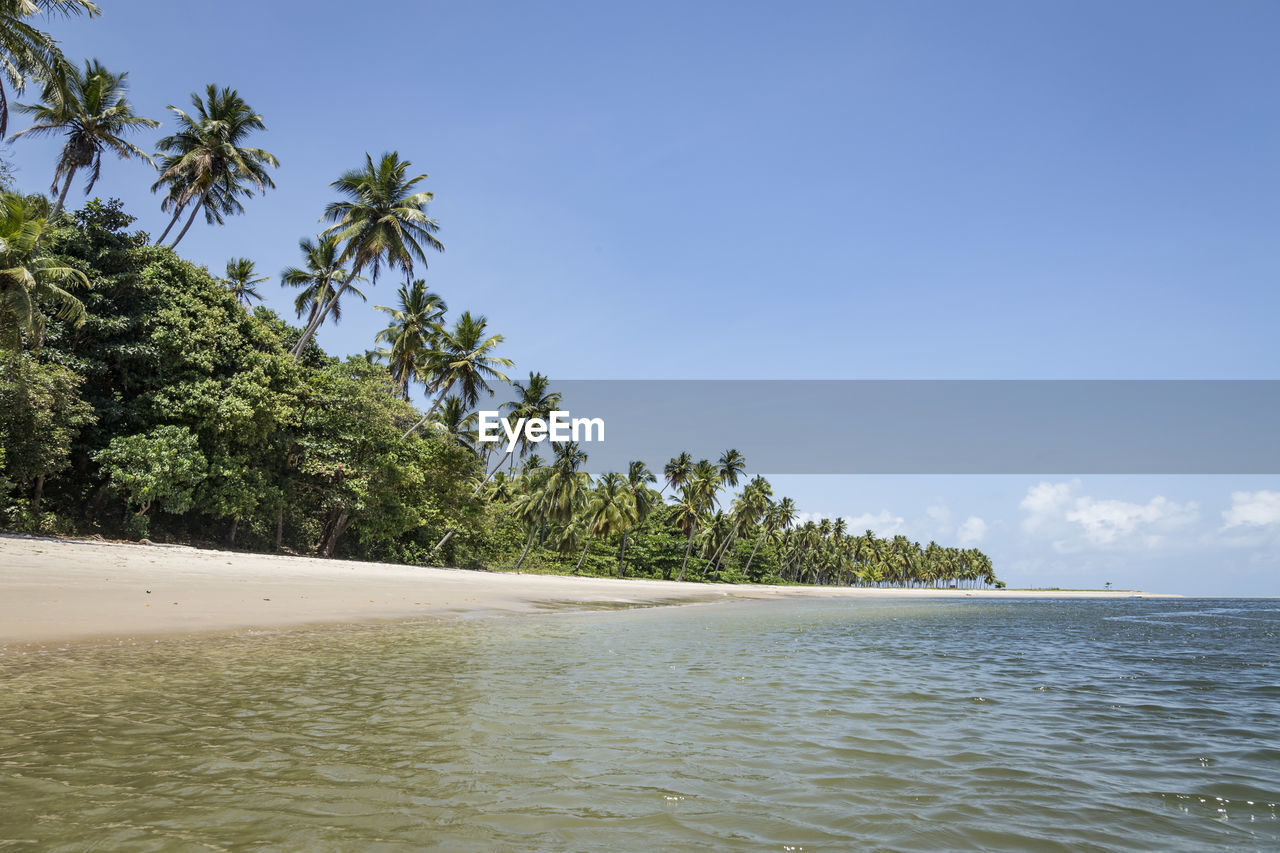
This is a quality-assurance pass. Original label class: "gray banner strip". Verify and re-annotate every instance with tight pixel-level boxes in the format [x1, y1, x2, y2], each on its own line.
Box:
[494, 380, 1280, 474]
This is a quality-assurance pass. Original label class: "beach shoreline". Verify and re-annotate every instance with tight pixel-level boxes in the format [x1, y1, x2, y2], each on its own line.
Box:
[0, 534, 1175, 648]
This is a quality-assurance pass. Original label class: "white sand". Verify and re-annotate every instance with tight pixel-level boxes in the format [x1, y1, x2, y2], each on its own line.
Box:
[0, 535, 1173, 646]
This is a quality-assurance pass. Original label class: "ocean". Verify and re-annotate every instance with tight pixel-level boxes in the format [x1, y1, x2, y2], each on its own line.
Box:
[2, 598, 1277, 850]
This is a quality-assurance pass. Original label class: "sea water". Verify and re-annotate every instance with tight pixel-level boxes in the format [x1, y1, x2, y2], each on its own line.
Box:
[2, 598, 1277, 850]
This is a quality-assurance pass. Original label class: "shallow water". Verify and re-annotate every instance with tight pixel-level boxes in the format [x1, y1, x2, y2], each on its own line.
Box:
[2, 598, 1278, 851]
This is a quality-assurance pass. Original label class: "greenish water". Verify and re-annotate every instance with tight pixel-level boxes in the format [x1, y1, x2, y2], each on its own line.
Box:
[2, 599, 1278, 851]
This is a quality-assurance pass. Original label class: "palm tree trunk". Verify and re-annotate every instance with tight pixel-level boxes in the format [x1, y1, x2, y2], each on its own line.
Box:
[401, 378, 455, 440]
[155, 202, 186, 245]
[573, 537, 592, 573]
[513, 527, 536, 570]
[617, 534, 627, 579]
[290, 280, 351, 358]
[676, 528, 696, 582]
[225, 517, 239, 547]
[169, 195, 205, 248]
[743, 531, 766, 575]
[274, 505, 284, 550]
[430, 528, 455, 559]
[50, 167, 76, 218]
[707, 519, 741, 576]
[32, 474, 44, 515]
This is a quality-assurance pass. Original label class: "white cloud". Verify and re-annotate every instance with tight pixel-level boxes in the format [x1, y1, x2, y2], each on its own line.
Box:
[1065, 496, 1199, 546]
[956, 516, 987, 546]
[843, 511, 907, 537]
[1018, 481, 1198, 551]
[1020, 481, 1077, 532]
[925, 504, 951, 525]
[1222, 491, 1280, 529]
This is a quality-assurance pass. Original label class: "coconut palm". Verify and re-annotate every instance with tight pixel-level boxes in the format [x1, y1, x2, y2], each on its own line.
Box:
[0, 0, 99, 138]
[10, 59, 158, 217]
[744, 495, 796, 576]
[675, 459, 721, 582]
[578, 472, 638, 578]
[482, 372, 562, 479]
[707, 475, 772, 577]
[151, 84, 278, 248]
[402, 311, 511, 439]
[290, 151, 443, 358]
[222, 257, 266, 307]
[428, 395, 478, 453]
[0, 193, 87, 348]
[280, 235, 366, 334]
[662, 451, 692, 497]
[717, 448, 746, 488]
[373, 279, 446, 400]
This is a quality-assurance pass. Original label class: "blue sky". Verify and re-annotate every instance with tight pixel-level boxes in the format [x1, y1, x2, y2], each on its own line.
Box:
[7, 1, 1278, 593]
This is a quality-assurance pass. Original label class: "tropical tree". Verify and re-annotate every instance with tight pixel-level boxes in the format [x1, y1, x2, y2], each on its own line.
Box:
[0, 0, 100, 138]
[662, 451, 692, 497]
[151, 84, 279, 247]
[617, 459, 659, 577]
[373, 279, 446, 400]
[0, 193, 86, 348]
[402, 311, 511, 439]
[10, 59, 158, 216]
[744, 495, 796, 576]
[222, 257, 266, 307]
[578, 472, 638, 577]
[280, 234, 365, 331]
[674, 458, 721, 581]
[485, 372, 561, 478]
[291, 151, 443, 357]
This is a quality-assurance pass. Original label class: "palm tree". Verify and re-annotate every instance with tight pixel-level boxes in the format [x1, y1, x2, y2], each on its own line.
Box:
[222, 257, 266, 307]
[373, 279, 446, 400]
[675, 459, 721, 582]
[717, 448, 746, 488]
[428, 395, 478, 453]
[578, 473, 637, 577]
[484, 372, 562, 479]
[662, 451, 692, 497]
[617, 460, 658, 577]
[744, 495, 796, 576]
[151, 84, 278, 248]
[0, 0, 99, 138]
[10, 59, 158, 217]
[281, 234, 366, 333]
[401, 311, 511, 439]
[0, 193, 87, 348]
[291, 151, 443, 357]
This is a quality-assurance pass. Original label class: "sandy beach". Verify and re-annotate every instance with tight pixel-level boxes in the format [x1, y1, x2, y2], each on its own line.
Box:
[0, 535, 1172, 646]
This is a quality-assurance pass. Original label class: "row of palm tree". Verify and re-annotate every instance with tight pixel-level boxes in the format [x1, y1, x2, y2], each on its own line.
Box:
[775, 521, 998, 588]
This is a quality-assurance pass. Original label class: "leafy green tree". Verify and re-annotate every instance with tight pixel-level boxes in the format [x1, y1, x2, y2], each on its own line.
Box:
[152, 84, 279, 247]
[95, 424, 207, 528]
[0, 351, 94, 517]
[0, 192, 87, 348]
[11, 59, 158, 216]
[0, 0, 100, 137]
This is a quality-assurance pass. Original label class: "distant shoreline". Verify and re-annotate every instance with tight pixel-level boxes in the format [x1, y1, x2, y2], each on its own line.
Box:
[0, 535, 1177, 648]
